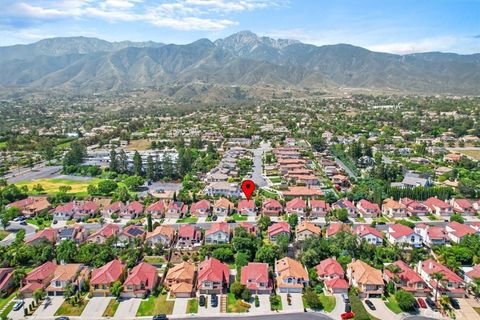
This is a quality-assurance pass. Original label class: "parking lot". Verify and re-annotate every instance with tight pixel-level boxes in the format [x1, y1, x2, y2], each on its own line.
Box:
[81, 297, 112, 318]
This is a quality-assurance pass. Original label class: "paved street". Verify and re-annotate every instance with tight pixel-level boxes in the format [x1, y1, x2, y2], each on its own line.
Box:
[81, 297, 112, 318]
[6, 164, 62, 183]
[250, 144, 268, 187]
[114, 298, 141, 318]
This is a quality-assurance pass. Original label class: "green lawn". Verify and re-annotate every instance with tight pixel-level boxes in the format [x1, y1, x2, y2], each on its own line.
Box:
[102, 299, 119, 317]
[136, 294, 174, 316]
[143, 256, 165, 265]
[0, 291, 17, 311]
[226, 293, 250, 313]
[385, 295, 402, 314]
[427, 214, 438, 221]
[260, 188, 279, 199]
[176, 216, 198, 223]
[186, 299, 198, 314]
[55, 299, 88, 316]
[407, 216, 421, 221]
[373, 217, 390, 223]
[0, 230, 10, 241]
[16, 178, 102, 195]
[356, 217, 366, 223]
[349, 290, 373, 320]
[231, 213, 248, 221]
[268, 176, 282, 183]
[0, 302, 15, 319]
[319, 293, 336, 312]
[26, 217, 52, 230]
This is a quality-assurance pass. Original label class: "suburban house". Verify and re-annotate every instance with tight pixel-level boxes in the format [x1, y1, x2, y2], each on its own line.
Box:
[382, 199, 407, 218]
[25, 228, 57, 245]
[213, 198, 234, 216]
[118, 225, 145, 244]
[451, 198, 477, 216]
[122, 262, 158, 298]
[386, 224, 423, 247]
[354, 225, 384, 245]
[282, 186, 323, 199]
[464, 264, 480, 285]
[275, 257, 309, 293]
[145, 225, 175, 247]
[325, 223, 351, 238]
[205, 222, 230, 244]
[309, 200, 330, 218]
[165, 201, 187, 219]
[204, 181, 241, 198]
[267, 221, 291, 242]
[165, 262, 195, 298]
[237, 200, 256, 216]
[57, 226, 87, 245]
[346, 259, 384, 298]
[90, 260, 125, 296]
[424, 197, 454, 217]
[418, 259, 466, 298]
[445, 221, 478, 243]
[332, 199, 357, 217]
[86, 224, 121, 244]
[414, 224, 448, 247]
[53, 201, 99, 221]
[0, 268, 15, 293]
[261, 198, 283, 216]
[46, 263, 86, 296]
[356, 199, 380, 218]
[197, 258, 230, 294]
[119, 201, 144, 219]
[176, 225, 202, 248]
[101, 201, 124, 218]
[315, 258, 349, 294]
[190, 199, 211, 217]
[145, 200, 166, 219]
[241, 263, 272, 294]
[383, 260, 429, 296]
[296, 221, 321, 241]
[20, 261, 57, 297]
[399, 198, 429, 217]
[285, 198, 307, 216]
[237, 222, 257, 235]
[7, 196, 51, 217]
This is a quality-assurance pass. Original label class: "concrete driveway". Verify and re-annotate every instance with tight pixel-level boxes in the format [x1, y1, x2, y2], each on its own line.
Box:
[279, 293, 304, 312]
[8, 298, 33, 320]
[250, 294, 271, 314]
[328, 294, 345, 319]
[33, 296, 64, 317]
[173, 297, 189, 315]
[81, 297, 112, 318]
[114, 298, 141, 318]
[363, 298, 402, 320]
[197, 295, 221, 316]
[455, 299, 480, 320]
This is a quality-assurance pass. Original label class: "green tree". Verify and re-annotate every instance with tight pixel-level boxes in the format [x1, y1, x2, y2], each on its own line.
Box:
[123, 175, 144, 191]
[230, 282, 246, 299]
[258, 215, 271, 232]
[212, 247, 234, 263]
[33, 288, 45, 304]
[432, 272, 445, 302]
[287, 214, 298, 229]
[450, 213, 465, 224]
[146, 155, 155, 181]
[63, 141, 87, 167]
[255, 244, 280, 267]
[109, 149, 118, 173]
[109, 281, 123, 299]
[97, 180, 118, 195]
[133, 151, 143, 176]
[304, 286, 322, 309]
[395, 290, 416, 311]
[147, 213, 153, 232]
[56, 240, 78, 263]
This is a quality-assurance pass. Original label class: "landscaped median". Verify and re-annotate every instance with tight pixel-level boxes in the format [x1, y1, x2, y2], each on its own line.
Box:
[136, 293, 174, 316]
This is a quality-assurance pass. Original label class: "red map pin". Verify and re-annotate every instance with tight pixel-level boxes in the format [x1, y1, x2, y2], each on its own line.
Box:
[241, 179, 255, 200]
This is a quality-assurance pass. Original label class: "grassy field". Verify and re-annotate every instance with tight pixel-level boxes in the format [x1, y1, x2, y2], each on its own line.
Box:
[319, 293, 336, 313]
[226, 293, 250, 313]
[55, 299, 88, 316]
[136, 294, 174, 316]
[186, 299, 198, 314]
[0, 230, 10, 241]
[455, 149, 480, 160]
[16, 178, 102, 195]
[102, 299, 119, 317]
[126, 139, 150, 151]
[385, 295, 402, 314]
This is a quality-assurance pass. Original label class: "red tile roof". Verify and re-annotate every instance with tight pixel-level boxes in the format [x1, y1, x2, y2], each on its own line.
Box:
[24, 261, 56, 282]
[315, 258, 344, 278]
[125, 201, 144, 213]
[421, 259, 463, 283]
[326, 223, 351, 237]
[237, 199, 255, 211]
[178, 225, 196, 238]
[446, 221, 477, 238]
[145, 200, 165, 213]
[385, 260, 424, 285]
[205, 222, 229, 237]
[354, 225, 384, 239]
[466, 264, 480, 280]
[25, 228, 57, 244]
[123, 262, 157, 290]
[90, 260, 125, 285]
[325, 278, 349, 290]
[286, 197, 306, 210]
[424, 197, 451, 209]
[310, 200, 329, 210]
[388, 224, 415, 239]
[241, 263, 270, 290]
[267, 221, 290, 237]
[198, 258, 229, 284]
[190, 199, 210, 212]
[453, 199, 473, 209]
[358, 199, 380, 212]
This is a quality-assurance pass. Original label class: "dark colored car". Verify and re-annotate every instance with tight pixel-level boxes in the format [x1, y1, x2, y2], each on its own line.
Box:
[211, 295, 218, 308]
[417, 298, 427, 309]
[344, 303, 351, 313]
[365, 299, 376, 310]
[55, 317, 70, 320]
[152, 315, 168, 320]
[426, 297, 438, 311]
[199, 295, 206, 307]
[450, 298, 460, 310]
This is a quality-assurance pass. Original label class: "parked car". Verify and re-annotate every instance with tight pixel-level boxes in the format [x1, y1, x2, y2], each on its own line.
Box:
[425, 297, 438, 311]
[13, 301, 24, 311]
[417, 298, 427, 309]
[365, 299, 376, 310]
[345, 303, 351, 312]
[55, 317, 70, 320]
[20, 221, 27, 225]
[341, 293, 349, 303]
[211, 294, 218, 308]
[450, 298, 460, 310]
[199, 295, 206, 307]
[152, 315, 168, 320]
[341, 311, 355, 319]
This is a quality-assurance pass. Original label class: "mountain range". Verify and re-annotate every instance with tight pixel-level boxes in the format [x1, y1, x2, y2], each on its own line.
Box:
[0, 31, 479, 99]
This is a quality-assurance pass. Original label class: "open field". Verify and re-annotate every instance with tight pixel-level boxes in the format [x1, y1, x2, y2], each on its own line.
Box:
[16, 177, 101, 195]
[455, 149, 480, 160]
[126, 139, 151, 151]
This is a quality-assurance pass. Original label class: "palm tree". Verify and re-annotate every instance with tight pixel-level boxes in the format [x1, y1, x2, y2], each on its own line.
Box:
[432, 272, 445, 302]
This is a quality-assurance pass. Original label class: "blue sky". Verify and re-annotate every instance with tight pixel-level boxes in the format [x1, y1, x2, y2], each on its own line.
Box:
[0, 0, 479, 54]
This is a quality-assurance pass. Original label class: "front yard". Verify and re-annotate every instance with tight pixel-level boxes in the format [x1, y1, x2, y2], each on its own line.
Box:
[186, 299, 198, 313]
[230, 213, 248, 221]
[385, 295, 402, 314]
[136, 293, 174, 316]
[0, 291, 16, 311]
[319, 293, 336, 312]
[102, 299, 120, 317]
[55, 299, 88, 316]
[226, 293, 250, 313]
[349, 290, 372, 320]
[176, 216, 198, 223]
